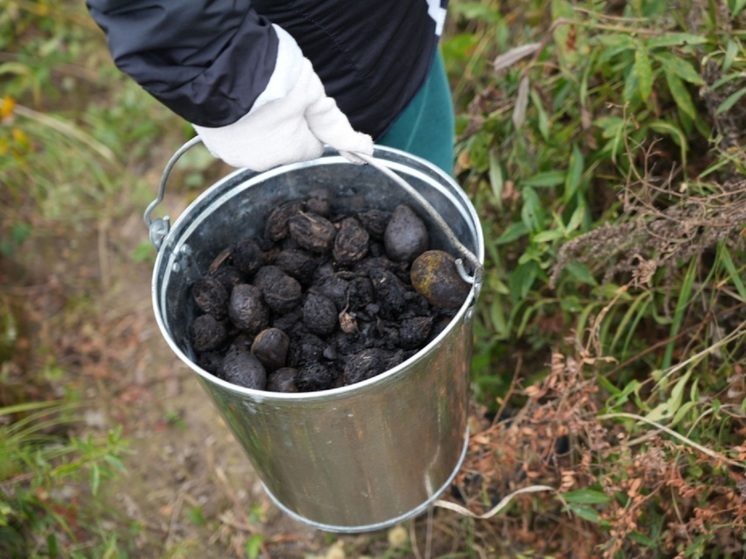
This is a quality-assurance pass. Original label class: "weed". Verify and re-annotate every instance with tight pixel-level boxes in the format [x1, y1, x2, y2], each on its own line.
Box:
[0, 400, 129, 558]
[443, 0, 746, 556]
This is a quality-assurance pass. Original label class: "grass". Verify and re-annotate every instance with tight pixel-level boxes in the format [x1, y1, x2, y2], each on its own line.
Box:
[1, 1, 172, 557]
[0, 400, 129, 558]
[443, 0, 746, 557]
[1, 0, 746, 557]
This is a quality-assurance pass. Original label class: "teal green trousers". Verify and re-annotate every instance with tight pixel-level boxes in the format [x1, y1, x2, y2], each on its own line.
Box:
[376, 51, 455, 175]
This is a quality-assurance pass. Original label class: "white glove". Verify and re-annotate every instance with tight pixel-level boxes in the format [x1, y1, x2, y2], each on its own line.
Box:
[193, 26, 373, 171]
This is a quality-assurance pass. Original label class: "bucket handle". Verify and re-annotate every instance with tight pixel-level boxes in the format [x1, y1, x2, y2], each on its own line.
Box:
[346, 152, 482, 286]
[143, 136, 202, 250]
[143, 139, 483, 288]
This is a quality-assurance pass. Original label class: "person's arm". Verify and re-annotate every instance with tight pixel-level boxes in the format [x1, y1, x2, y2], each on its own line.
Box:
[87, 0, 372, 170]
[87, 0, 279, 127]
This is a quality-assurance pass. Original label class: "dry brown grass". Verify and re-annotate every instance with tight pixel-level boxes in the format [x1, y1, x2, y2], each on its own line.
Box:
[446, 338, 746, 558]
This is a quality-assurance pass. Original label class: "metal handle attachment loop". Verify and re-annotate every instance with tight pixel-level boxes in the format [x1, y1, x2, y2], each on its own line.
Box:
[144, 136, 203, 250]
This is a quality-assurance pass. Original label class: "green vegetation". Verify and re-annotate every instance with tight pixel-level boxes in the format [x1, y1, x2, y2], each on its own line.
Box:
[444, 0, 746, 557]
[0, 401, 128, 559]
[1, 1, 166, 557]
[2, 0, 745, 557]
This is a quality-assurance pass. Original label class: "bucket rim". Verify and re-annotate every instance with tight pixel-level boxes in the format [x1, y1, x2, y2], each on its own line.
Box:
[151, 146, 484, 403]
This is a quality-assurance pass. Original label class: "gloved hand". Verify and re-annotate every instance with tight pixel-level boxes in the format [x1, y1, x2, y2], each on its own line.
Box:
[193, 26, 373, 171]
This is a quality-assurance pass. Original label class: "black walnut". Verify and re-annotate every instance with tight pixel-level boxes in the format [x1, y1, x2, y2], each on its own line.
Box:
[384, 204, 428, 262]
[220, 349, 267, 390]
[251, 327, 289, 372]
[228, 284, 269, 334]
[411, 250, 470, 309]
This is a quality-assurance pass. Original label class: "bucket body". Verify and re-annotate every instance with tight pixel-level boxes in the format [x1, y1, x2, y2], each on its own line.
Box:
[152, 147, 484, 532]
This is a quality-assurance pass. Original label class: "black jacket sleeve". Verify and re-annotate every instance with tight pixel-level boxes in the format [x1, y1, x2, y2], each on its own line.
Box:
[86, 0, 278, 127]
[87, 1, 445, 139]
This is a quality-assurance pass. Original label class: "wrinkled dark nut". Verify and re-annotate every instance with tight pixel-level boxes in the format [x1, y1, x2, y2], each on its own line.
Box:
[353, 256, 408, 281]
[272, 308, 304, 334]
[333, 217, 369, 265]
[267, 367, 299, 392]
[265, 200, 304, 241]
[192, 276, 228, 319]
[275, 248, 319, 283]
[209, 266, 243, 292]
[288, 212, 336, 253]
[312, 261, 335, 282]
[398, 316, 434, 350]
[377, 320, 400, 347]
[305, 188, 331, 216]
[357, 209, 391, 240]
[253, 266, 302, 314]
[301, 293, 338, 336]
[191, 314, 228, 352]
[343, 348, 392, 385]
[229, 333, 254, 353]
[388, 349, 407, 370]
[228, 284, 269, 334]
[220, 349, 267, 390]
[288, 333, 326, 367]
[296, 361, 335, 392]
[428, 314, 455, 343]
[362, 303, 380, 319]
[411, 250, 470, 309]
[334, 331, 365, 356]
[368, 241, 385, 258]
[231, 238, 264, 277]
[310, 275, 349, 312]
[322, 342, 338, 361]
[369, 267, 408, 318]
[196, 350, 224, 375]
[384, 204, 428, 262]
[402, 290, 431, 317]
[347, 276, 374, 311]
[251, 328, 289, 372]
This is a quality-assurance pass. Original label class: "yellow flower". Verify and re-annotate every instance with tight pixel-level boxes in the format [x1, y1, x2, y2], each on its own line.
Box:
[0, 96, 15, 120]
[11, 128, 30, 150]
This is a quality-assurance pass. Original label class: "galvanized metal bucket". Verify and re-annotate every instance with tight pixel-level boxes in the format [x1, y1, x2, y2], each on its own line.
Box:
[146, 141, 484, 532]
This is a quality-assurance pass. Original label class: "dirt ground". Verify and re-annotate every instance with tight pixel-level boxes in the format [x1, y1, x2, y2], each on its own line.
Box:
[5, 179, 489, 558]
[77, 198, 340, 558]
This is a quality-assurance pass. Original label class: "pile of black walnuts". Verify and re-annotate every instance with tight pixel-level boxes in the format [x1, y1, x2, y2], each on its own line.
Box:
[189, 189, 470, 393]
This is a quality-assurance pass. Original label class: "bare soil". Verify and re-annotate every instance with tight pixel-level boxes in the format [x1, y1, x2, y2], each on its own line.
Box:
[4, 191, 327, 557]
